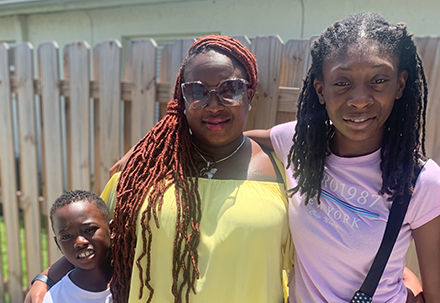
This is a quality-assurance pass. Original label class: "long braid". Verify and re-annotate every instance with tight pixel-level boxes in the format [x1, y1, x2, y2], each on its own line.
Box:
[288, 12, 428, 205]
[111, 35, 257, 303]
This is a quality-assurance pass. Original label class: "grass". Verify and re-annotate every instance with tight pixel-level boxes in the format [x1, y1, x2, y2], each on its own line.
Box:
[0, 213, 49, 302]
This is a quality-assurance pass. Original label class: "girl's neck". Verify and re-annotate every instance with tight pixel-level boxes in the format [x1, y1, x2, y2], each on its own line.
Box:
[330, 132, 382, 157]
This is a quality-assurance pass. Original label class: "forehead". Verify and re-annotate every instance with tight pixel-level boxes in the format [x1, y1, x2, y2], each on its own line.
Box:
[323, 42, 398, 74]
[184, 51, 245, 84]
[53, 201, 106, 229]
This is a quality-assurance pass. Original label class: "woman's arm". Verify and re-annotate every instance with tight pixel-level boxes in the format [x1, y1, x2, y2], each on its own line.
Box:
[404, 267, 425, 303]
[413, 215, 440, 303]
[24, 257, 74, 303]
[109, 145, 136, 177]
[244, 129, 272, 149]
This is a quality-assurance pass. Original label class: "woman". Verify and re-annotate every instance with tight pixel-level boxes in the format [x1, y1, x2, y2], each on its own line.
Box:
[26, 35, 292, 303]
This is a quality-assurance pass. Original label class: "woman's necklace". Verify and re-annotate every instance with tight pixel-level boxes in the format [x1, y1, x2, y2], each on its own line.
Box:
[195, 136, 246, 179]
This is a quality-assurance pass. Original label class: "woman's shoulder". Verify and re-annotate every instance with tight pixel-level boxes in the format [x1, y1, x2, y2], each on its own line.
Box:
[247, 139, 284, 183]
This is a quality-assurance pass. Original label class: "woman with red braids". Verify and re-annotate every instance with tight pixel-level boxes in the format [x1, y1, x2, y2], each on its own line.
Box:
[25, 35, 293, 303]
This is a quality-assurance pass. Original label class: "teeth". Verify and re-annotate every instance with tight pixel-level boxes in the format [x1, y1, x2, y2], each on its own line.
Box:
[79, 250, 94, 258]
[351, 118, 367, 123]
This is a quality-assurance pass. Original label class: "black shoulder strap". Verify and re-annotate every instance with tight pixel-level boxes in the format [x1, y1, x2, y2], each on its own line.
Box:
[259, 144, 284, 183]
[351, 159, 427, 302]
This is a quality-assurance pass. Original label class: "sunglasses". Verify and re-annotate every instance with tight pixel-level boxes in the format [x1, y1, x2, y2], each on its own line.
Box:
[181, 78, 250, 109]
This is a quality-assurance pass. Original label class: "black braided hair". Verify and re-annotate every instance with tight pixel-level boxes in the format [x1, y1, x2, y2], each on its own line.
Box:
[288, 12, 428, 204]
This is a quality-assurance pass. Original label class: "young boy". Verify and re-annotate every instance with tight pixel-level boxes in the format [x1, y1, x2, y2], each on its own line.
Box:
[43, 190, 112, 303]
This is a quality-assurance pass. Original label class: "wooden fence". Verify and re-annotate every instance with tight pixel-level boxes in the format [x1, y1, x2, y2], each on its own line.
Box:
[0, 35, 439, 302]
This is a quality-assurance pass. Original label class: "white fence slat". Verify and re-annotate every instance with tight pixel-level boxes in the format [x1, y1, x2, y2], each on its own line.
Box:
[124, 39, 157, 146]
[64, 42, 91, 191]
[158, 44, 172, 118]
[93, 40, 122, 193]
[422, 38, 440, 164]
[0, 43, 21, 303]
[38, 42, 64, 265]
[232, 36, 251, 50]
[16, 42, 41, 302]
[249, 35, 284, 129]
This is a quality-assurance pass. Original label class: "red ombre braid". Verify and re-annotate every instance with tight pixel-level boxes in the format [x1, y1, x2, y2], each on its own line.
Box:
[111, 35, 258, 303]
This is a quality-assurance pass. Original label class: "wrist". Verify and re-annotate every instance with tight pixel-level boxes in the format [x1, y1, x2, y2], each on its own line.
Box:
[31, 274, 55, 288]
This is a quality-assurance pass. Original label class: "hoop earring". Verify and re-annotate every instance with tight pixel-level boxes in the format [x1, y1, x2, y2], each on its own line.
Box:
[184, 109, 187, 115]
[189, 128, 193, 135]
[248, 104, 252, 111]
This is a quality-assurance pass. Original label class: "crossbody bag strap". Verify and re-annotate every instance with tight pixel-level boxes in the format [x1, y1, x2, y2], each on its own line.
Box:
[350, 158, 427, 302]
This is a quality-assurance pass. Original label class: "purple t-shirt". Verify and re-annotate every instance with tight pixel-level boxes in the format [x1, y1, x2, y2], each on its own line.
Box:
[271, 121, 440, 303]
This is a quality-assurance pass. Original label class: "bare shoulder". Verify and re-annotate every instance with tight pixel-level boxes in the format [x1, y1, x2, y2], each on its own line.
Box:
[247, 139, 280, 182]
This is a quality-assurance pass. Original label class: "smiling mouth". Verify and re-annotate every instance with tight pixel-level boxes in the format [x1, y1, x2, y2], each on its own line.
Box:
[204, 118, 230, 130]
[78, 250, 95, 259]
[345, 117, 374, 123]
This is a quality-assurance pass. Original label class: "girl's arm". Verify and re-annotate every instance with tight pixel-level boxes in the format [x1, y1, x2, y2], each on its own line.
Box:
[24, 257, 74, 303]
[413, 215, 440, 303]
[244, 129, 273, 149]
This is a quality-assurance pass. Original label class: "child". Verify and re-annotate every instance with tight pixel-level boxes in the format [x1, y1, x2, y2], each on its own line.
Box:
[265, 12, 440, 302]
[43, 190, 112, 303]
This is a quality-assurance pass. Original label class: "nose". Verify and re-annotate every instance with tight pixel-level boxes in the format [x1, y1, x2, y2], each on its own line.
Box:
[205, 90, 224, 112]
[347, 85, 374, 108]
[74, 235, 89, 248]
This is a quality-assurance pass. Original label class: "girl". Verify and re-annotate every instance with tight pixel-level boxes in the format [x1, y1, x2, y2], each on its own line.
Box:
[264, 12, 440, 302]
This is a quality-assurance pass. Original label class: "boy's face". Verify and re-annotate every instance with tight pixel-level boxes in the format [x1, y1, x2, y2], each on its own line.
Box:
[53, 200, 110, 271]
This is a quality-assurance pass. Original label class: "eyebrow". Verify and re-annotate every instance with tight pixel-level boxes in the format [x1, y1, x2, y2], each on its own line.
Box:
[56, 222, 96, 236]
[336, 63, 390, 71]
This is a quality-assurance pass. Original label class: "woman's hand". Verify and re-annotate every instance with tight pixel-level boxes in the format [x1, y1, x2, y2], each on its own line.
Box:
[404, 267, 424, 303]
[413, 215, 440, 303]
[24, 281, 48, 303]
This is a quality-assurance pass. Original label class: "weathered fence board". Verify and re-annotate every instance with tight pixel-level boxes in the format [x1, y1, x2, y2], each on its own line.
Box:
[38, 42, 64, 265]
[93, 40, 122, 193]
[123, 39, 157, 153]
[160, 38, 195, 117]
[248, 35, 284, 130]
[15, 42, 39, 303]
[64, 42, 91, 194]
[0, 43, 21, 303]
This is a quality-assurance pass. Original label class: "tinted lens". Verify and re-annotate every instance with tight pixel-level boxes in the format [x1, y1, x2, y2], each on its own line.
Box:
[182, 82, 208, 108]
[218, 79, 246, 106]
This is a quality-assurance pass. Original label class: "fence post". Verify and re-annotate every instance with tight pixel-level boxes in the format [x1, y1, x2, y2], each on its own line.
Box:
[0, 43, 21, 303]
[93, 40, 122, 193]
[64, 42, 91, 192]
[123, 39, 157, 152]
[15, 41, 41, 302]
[38, 41, 64, 265]
[276, 39, 310, 124]
[248, 35, 284, 130]
[159, 38, 195, 118]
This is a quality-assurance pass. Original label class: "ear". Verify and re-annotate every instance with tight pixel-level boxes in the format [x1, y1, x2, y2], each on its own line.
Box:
[109, 219, 116, 240]
[247, 88, 255, 104]
[395, 70, 408, 100]
[313, 79, 325, 105]
[54, 236, 64, 254]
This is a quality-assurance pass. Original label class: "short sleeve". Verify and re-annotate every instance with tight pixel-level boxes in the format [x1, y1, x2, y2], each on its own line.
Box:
[270, 121, 297, 168]
[100, 172, 120, 220]
[406, 159, 440, 229]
